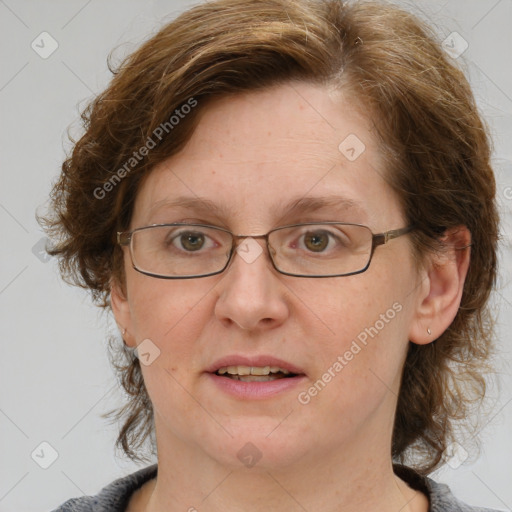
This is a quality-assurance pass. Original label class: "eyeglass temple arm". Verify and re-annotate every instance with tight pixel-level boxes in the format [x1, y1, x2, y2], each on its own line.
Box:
[117, 232, 131, 246]
[372, 225, 414, 248]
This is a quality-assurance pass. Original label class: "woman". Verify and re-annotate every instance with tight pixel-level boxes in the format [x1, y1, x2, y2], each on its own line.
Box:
[44, 0, 501, 510]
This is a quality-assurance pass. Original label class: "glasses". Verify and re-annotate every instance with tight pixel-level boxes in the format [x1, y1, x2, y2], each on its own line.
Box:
[117, 222, 414, 279]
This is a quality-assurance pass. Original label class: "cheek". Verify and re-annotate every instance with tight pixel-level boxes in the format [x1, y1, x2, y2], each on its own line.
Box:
[126, 273, 214, 365]
[128, 269, 199, 331]
[128, 278, 216, 420]
[294, 268, 412, 407]
[294, 271, 405, 345]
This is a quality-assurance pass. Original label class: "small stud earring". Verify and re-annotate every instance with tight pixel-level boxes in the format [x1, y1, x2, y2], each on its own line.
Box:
[122, 328, 127, 336]
[427, 327, 432, 335]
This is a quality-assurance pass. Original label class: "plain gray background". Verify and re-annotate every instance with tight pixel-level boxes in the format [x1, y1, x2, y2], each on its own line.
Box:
[1, 1, 511, 511]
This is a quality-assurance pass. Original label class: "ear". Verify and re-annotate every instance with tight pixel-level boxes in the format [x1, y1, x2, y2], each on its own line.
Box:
[409, 226, 471, 345]
[110, 277, 136, 349]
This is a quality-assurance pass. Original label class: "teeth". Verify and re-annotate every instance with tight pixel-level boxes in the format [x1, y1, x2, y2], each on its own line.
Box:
[217, 365, 292, 376]
[230, 375, 281, 382]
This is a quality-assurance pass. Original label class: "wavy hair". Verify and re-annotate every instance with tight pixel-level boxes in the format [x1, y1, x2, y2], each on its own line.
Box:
[41, 0, 499, 473]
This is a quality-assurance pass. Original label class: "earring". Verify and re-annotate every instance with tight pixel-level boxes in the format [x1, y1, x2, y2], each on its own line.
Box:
[120, 327, 135, 356]
[427, 327, 432, 335]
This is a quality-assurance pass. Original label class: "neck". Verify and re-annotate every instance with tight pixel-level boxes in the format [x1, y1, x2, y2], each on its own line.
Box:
[142, 420, 427, 512]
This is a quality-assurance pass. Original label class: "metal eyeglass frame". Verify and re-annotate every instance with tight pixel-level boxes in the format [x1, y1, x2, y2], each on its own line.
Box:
[117, 222, 415, 279]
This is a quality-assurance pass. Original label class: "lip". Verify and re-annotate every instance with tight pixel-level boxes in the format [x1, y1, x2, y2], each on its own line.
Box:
[206, 372, 307, 399]
[204, 354, 306, 400]
[205, 354, 305, 375]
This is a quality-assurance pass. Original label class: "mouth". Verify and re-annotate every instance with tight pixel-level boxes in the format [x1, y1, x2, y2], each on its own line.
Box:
[215, 365, 298, 382]
[205, 355, 306, 399]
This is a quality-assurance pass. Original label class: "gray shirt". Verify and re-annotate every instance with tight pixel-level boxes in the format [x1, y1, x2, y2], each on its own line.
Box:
[51, 463, 502, 511]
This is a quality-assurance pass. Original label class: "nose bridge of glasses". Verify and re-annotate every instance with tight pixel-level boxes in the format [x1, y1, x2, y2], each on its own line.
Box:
[231, 232, 274, 262]
[232, 232, 269, 247]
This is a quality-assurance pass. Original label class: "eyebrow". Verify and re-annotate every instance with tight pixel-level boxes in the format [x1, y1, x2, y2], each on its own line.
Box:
[147, 195, 367, 223]
[277, 195, 366, 222]
[147, 196, 231, 220]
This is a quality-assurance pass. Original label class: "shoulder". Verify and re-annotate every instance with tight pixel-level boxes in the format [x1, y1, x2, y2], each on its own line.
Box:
[51, 464, 157, 512]
[394, 464, 504, 512]
[426, 478, 503, 512]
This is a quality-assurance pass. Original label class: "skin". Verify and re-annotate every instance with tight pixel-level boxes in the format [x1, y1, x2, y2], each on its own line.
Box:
[112, 81, 470, 512]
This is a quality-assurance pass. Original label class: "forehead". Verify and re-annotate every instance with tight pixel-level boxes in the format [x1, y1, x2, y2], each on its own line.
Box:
[132, 82, 404, 230]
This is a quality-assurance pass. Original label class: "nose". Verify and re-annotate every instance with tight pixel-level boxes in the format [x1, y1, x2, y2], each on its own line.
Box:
[214, 238, 290, 331]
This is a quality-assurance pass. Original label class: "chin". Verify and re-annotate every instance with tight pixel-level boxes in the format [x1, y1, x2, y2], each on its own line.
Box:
[199, 420, 313, 471]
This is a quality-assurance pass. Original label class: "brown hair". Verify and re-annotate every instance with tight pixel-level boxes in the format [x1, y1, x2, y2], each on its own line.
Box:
[41, 0, 499, 473]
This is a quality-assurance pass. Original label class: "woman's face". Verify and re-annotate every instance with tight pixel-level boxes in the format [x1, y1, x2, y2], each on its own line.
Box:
[113, 81, 427, 471]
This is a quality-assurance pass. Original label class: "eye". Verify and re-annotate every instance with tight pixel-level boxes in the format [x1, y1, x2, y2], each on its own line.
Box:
[299, 228, 348, 253]
[177, 231, 206, 251]
[303, 231, 330, 252]
[167, 229, 216, 252]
